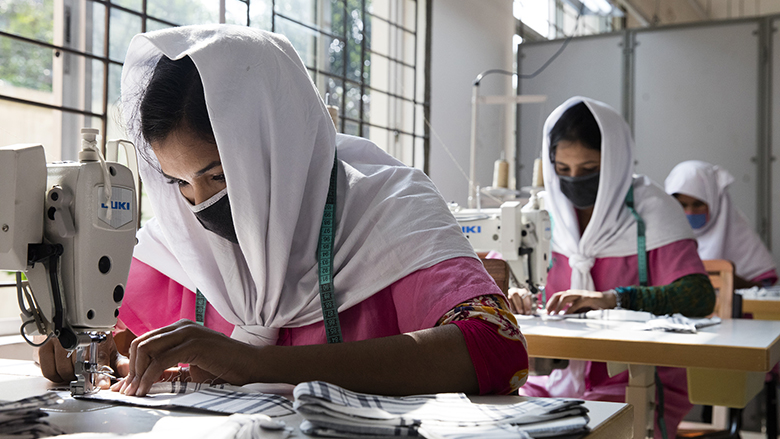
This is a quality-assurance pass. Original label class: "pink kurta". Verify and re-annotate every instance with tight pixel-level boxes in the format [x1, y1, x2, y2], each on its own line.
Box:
[119, 256, 528, 394]
[521, 238, 707, 439]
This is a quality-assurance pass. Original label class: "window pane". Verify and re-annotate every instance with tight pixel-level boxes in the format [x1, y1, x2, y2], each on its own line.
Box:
[146, 19, 174, 32]
[367, 0, 388, 21]
[0, 36, 53, 92]
[329, 0, 347, 39]
[248, 0, 272, 30]
[401, 62, 414, 101]
[344, 82, 362, 121]
[0, 282, 19, 320]
[277, 18, 314, 66]
[147, 0, 218, 26]
[90, 58, 106, 117]
[0, 105, 63, 160]
[112, 0, 142, 13]
[109, 7, 142, 62]
[343, 119, 359, 136]
[404, 0, 416, 31]
[275, 0, 316, 29]
[0, 0, 54, 44]
[397, 132, 414, 166]
[345, 2, 365, 82]
[226, 0, 249, 26]
[106, 63, 124, 140]
[414, 134, 424, 170]
[90, 2, 106, 57]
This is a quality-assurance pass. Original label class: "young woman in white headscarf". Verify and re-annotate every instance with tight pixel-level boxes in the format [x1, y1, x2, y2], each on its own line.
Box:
[510, 97, 715, 439]
[665, 160, 777, 288]
[78, 24, 530, 398]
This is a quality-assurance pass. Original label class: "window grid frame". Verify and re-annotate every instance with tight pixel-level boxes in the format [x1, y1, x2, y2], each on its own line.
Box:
[0, 0, 428, 162]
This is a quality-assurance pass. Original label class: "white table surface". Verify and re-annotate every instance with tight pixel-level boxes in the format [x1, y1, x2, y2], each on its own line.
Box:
[0, 359, 633, 438]
[516, 316, 780, 372]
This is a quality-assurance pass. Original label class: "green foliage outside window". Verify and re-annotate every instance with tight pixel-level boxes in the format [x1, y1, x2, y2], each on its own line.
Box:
[0, 0, 54, 91]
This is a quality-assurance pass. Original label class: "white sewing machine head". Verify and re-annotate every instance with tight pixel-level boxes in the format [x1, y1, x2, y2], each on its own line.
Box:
[453, 191, 551, 295]
[0, 129, 137, 395]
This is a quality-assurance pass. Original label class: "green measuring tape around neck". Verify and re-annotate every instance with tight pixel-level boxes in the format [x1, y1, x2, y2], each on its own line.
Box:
[193, 155, 343, 343]
[318, 154, 343, 343]
[624, 185, 648, 287]
[195, 289, 207, 326]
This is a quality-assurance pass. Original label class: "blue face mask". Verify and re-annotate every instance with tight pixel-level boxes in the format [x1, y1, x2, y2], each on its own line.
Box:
[686, 213, 707, 229]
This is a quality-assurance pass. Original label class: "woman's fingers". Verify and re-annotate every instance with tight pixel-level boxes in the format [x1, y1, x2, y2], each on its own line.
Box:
[123, 320, 190, 393]
[507, 288, 532, 314]
[546, 290, 611, 315]
[37, 339, 68, 383]
[546, 290, 585, 314]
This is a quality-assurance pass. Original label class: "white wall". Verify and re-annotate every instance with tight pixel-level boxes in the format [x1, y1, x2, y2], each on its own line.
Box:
[428, 0, 515, 206]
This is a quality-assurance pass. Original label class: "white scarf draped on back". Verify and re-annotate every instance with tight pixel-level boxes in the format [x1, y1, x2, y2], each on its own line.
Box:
[121, 25, 477, 346]
[665, 160, 775, 281]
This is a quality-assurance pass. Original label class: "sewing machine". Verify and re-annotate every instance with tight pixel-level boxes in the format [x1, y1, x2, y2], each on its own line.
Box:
[0, 128, 137, 395]
[453, 190, 551, 295]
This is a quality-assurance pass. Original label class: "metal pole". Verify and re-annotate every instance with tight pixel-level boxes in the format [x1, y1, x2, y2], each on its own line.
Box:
[468, 84, 479, 208]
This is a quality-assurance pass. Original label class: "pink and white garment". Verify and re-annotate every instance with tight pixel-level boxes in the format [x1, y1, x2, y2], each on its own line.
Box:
[119, 251, 528, 395]
[120, 25, 477, 346]
[521, 97, 704, 439]
[665, 160, 777, 285]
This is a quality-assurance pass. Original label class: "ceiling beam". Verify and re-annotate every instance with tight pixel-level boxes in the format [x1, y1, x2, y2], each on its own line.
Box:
[686, 0, 709, 20]
[613, 0, 652, 27]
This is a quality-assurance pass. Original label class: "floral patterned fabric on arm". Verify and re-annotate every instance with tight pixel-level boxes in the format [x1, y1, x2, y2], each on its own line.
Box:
[438, 295, 529, 395]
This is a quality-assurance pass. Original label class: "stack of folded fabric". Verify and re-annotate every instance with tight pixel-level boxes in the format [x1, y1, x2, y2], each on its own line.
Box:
[293, 381, 589, 438]
[0, 393, 66, 438]
[644, 313, 721, 333]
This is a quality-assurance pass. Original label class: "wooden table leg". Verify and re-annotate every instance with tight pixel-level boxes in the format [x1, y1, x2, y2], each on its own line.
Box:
[626, 364, 654, 439]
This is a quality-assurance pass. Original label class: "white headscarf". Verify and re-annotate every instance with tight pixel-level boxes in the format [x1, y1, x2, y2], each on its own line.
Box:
[543, 97, 694, 291]
[121, 25, 476, 346]
[665, 160, 775, 281]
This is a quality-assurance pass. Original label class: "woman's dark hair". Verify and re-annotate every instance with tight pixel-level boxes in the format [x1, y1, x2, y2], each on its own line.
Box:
[548, 102, 601, 163]
[139, 55, 215, 153]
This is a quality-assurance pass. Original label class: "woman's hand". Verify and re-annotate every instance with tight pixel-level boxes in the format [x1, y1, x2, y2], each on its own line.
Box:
[36, 332, 129, 388]
[507, 288, 536, 315]
[112, 319, 261, 397]
[545, 289, 617, 315]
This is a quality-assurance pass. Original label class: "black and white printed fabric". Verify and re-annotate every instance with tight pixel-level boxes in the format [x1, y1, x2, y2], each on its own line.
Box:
[79, 382, 294, 417]
[0, 392, 65, 438]
[293, 381, 589, 438]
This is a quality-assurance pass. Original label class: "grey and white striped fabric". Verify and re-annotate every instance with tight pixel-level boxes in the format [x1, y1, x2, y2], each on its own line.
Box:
[80, 383, 294, 417]
[0, 392, 66, 438]
[293, 381, 589, 438]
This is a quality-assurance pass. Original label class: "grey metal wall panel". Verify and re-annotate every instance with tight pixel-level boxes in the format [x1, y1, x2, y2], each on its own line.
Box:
[770, 19, 780, 265]
[633, 22, 760, 229]
[517, 34, 624, 188]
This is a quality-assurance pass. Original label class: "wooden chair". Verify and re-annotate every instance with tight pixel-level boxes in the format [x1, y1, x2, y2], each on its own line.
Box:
[477, 252, 510, 295]
[677, 259, 741, 439]
[703, 259, 735, 320]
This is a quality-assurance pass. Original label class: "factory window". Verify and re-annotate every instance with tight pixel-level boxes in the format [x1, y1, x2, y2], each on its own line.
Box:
[513, 0, 616, 41]
[0, 0, 427, 333]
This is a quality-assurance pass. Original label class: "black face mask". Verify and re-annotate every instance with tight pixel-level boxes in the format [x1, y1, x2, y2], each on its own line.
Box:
[558, 172, 600, 209]
[190, 188, 239, 244]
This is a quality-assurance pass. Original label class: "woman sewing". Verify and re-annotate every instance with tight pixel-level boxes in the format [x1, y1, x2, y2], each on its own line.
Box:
[665, 160, 777, 288]
[509, 97, 715, 438]
[38, 24, 528, 398]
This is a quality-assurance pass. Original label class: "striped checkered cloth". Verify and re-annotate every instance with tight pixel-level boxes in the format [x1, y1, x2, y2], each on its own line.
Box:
[79, 382, 294, 417]
[293, 381, 589, 438]
[0, 392, 66, 438]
